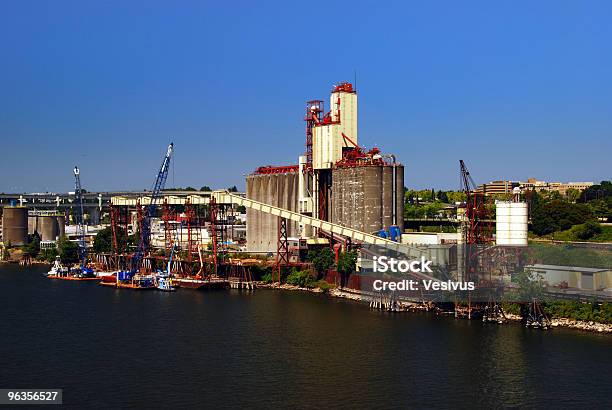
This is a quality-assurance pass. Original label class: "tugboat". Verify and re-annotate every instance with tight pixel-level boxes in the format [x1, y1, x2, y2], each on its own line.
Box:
[155, 274, 175, 291]
[46, 256, 99, 281]
[154, 229, 178, 292]
[46, 256, 69, 278]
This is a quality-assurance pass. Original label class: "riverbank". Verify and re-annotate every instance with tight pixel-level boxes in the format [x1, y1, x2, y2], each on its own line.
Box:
[256, 281, 612, 334]
[0, 259, 50, 266]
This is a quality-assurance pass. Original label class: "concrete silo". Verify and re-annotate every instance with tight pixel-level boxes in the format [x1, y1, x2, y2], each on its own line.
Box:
[2, 206, 28, 246]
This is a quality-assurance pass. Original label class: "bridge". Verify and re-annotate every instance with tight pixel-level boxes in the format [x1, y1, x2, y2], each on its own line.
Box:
[0, 190, 244, 224]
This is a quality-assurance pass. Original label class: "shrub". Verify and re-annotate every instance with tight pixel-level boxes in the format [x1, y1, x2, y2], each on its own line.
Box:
[542, 300, 612, 324]
[286, 268, 316, 288]
[38, 248, 59, 262]
[573, 221, 602, 240]
[314, 280, 335, 292]
[307, 248, 334, 278]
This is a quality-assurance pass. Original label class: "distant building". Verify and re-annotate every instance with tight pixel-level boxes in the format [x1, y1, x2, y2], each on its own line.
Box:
[476, 178, 593, 196]
[519, 178, 593, 196]
[475, 180, 520, 195]
[525, 264, 612, 291]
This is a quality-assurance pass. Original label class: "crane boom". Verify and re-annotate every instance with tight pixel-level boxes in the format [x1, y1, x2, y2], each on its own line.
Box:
[73, 166, 87, 268]
[130, 143, 174, 274]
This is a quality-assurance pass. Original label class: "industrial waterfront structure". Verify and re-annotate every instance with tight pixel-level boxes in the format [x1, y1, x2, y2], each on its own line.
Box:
[246, 82, 404, 253]
[28, 210, 65, 242]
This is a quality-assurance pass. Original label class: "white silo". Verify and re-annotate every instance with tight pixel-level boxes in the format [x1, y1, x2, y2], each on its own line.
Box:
[495, 200, 528, 246]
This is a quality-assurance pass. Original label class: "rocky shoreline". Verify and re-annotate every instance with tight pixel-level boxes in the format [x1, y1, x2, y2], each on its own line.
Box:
[255, 282, 612, 334]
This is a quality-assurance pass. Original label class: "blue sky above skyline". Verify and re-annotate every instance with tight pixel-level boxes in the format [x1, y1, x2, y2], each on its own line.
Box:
[0, 0, 610, 193]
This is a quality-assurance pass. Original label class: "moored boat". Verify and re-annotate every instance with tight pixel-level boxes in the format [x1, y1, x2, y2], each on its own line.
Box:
[154, 274, 175, 291]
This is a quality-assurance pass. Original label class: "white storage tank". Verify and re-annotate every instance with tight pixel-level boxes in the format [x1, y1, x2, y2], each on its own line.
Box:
[495, 201, 528, 246]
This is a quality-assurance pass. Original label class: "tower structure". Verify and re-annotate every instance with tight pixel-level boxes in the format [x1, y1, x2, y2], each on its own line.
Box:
[299, 82, 358, 226]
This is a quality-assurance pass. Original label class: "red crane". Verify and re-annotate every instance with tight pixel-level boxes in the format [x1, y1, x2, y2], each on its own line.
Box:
[459, 160, 492, 245]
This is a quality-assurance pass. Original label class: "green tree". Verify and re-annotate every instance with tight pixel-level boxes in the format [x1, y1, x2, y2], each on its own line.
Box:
[446, 191, 467, 204]
[566, 188, 581, 203]
[184, 186, 197, 192]
[336, 250, 357, 286]
[421, 202, 444, 218]
[23, 232, 41, 257]
[57, 236, 80, 264]
[307, 248, 335, 278]
[39, 248, 58, 262]
[228, 185, 238, 192]
[580, 180, 612, 202]
[437, 190, 449, 203]
[531, 199, 593, 236]
[94, 226, 130, 253]
[513, 269, 545, 302]
[407, 192, 415, 204]
[93, 227, 113, 252]
[404, 203, 424, 219]
[588, 199, 610, 220]
[200, 186, 212, 192]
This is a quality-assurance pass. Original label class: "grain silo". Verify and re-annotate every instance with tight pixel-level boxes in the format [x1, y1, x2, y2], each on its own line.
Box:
[246, 166, 300, 253]
[2, 206, 28, 246]
[332, 162, 404, 234]
[57, 215, 66, 238]
[39, 215, 60, 241]
[28, 215, 38, 235]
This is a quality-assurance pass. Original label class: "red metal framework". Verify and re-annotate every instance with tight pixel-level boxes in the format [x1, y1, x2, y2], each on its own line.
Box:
[184, 198, 199, 265]
[209, 197, 228, 276]
[162, 199, 177, 255]
[321, 96, 342, 125]
[209, 197, 219, 275]
[304, 100, 323, 171]
[335, 133, 390, 168]
[135, 200, 149, 272]
[110, 205, 120, 255]
[460, 160, 493, 245]
[332, 82, 355, 93]
[275, 217, 289, 283]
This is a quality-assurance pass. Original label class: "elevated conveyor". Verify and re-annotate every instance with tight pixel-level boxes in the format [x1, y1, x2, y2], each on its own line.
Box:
[112, 190, 426, 255]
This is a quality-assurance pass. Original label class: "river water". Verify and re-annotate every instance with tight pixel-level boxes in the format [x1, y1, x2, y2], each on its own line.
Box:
[0, 264, 610, 408]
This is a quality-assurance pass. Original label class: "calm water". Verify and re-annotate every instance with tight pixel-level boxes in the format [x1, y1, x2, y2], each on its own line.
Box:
[0, 264, 610, 409]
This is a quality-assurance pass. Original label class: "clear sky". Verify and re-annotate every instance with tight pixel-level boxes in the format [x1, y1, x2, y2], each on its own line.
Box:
[1, 0, 610, 193]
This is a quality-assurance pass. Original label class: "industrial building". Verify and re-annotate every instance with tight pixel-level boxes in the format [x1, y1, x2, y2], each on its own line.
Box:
[2, 205, 28, 246]
[525, 264, 612, 291]
[28, 210, 65, 242]
[246, 82, 404, 253]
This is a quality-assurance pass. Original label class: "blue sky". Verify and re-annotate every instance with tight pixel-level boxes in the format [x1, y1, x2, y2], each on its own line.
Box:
[0, 0, 610, 193]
